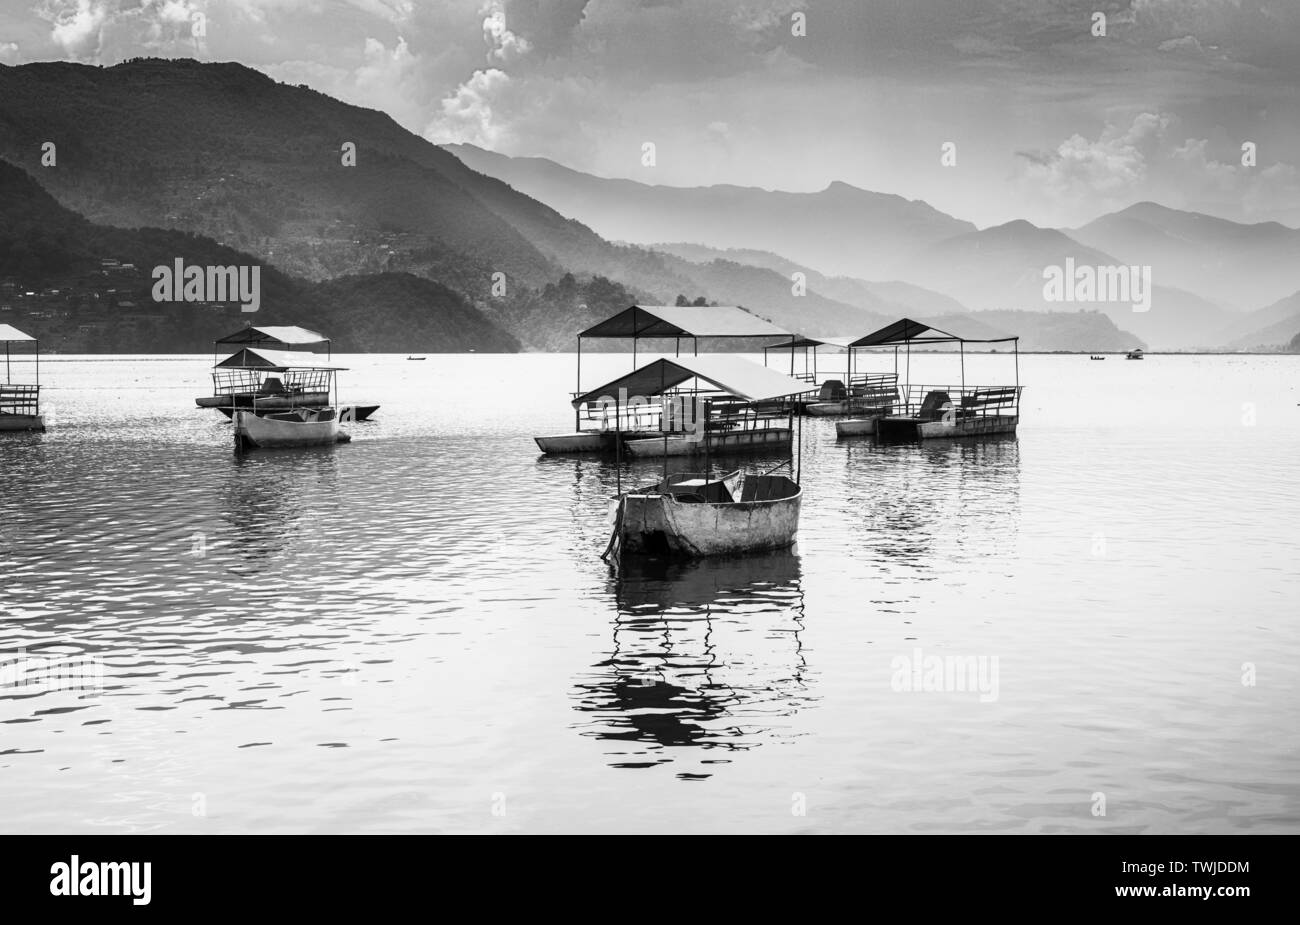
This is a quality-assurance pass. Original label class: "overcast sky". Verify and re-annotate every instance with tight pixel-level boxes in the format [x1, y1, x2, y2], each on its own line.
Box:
[2, 0, 1299, 228]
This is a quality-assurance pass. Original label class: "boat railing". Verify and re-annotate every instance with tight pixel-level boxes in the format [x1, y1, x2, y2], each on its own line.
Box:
[0, 383, 39, 416]
[214, 368, 334, 405]
[893, 384, 1023, 420]
[848, 372, 898, 394]
[574, 398, 666, 434]
[573, 387, 796, 437]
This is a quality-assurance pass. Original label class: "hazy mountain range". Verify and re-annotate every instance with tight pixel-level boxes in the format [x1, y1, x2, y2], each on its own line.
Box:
[0, 58, 1294, 352]
[449, 143, 1300, 352]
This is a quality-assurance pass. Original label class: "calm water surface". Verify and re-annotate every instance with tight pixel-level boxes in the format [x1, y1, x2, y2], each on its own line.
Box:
[1, 353, 1298, 833]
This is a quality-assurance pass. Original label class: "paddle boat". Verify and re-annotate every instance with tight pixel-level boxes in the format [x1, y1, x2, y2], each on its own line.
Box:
[837, 318, 1023, 441]
[534, 304, 796, 454]
[0, 324, 45, 432]
[1126, 347, 1144, 360]
[546, 355, 807, 458]
[198, 324, 379, 420]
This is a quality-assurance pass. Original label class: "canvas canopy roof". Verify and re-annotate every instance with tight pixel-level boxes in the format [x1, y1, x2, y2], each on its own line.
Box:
[580, 305, 791, 339]
[765, 335, 856, 350]
[0, 324, 35, 342]
[573, 355, 809, 407]
[849, 317, 1018, 347]
[216, 347, 343, 371]
[216, 325, 329, 347]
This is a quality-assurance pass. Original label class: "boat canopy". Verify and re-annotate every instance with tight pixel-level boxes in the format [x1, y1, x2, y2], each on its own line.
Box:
[580, 305, 791, 339]
[849, 317, 1018, 347]
[216, 347, 344, 371]
[0, 324, 36, 342]
[573, 355, 809, 407]
[216, 325, 329, 347]
[764, 334, 856, 350]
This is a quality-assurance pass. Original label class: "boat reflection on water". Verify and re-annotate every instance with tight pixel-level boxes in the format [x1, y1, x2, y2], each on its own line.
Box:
[219, 448, 343, 573]
[839, 437, 1021, 571]
[572, 549, 813, 774]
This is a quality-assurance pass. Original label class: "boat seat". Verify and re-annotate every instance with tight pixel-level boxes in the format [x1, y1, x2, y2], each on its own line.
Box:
[818, 379, 846, 401]
[918, 390, 952, 421]
[957, 388, 1018, 417]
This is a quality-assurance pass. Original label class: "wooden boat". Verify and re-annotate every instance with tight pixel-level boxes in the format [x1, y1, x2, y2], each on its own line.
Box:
[1126, 348, 1144, 360]
[233, 408, 350, 450]
[605, 470, 801, 558]
[0, 324, 45, 432]
[1090, 355, 1106, 360]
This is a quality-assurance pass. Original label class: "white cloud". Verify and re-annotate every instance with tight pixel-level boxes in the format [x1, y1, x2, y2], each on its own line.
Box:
[37, 0, 110, 60]
[481, 1, 529, 63]
[426, 67, 512, 148]
[1017, 112, 1171, 203]
[0, 41, 19, 63]
[34, 0, 209, 62]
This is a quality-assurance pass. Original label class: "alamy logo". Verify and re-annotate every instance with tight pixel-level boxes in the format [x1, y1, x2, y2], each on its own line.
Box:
[1043, 258, 1151, 312]
[152, 259, 261, 313]
[594, 388, 705, 443]
[50, 856, 151, 906]
[890, 647, 999, 703]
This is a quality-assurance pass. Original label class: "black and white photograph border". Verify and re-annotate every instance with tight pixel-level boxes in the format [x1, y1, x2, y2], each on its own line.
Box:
[0, 0, 1294, 887]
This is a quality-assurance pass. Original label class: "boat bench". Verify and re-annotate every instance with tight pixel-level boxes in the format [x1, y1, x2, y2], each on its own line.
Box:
[957, 388, 1018, 417]
[0, 384, 39, 412]
[852, 385, 897, 411]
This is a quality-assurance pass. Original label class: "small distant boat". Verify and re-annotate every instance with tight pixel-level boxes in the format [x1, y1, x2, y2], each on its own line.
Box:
[233, 408, 350, 450]
[407, 355, 426, 361]
[1090, 355, 1106, 361]
[1126, 348, 1145, 360]
[604, 469, 802, 559]
[0, 324, 45, 432]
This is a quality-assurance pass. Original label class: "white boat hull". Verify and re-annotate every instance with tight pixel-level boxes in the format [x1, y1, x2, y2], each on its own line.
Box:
[623, 428, 791, 458]
[878, 414, 1018, 441]
[534, 432, 617, 454]
[233, 410, 346, 449]
[835, 418, 878, 438]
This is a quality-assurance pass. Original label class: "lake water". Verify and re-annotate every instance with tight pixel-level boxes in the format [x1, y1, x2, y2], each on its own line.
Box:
[1, 352, 1298, 833]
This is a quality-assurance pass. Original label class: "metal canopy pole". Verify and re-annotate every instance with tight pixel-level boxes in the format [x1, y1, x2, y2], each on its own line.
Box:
[661, 362, 668, 486]
[960, 340, 966, 394]
[575, 335, 582, 431]
[794, 393, 801, 485]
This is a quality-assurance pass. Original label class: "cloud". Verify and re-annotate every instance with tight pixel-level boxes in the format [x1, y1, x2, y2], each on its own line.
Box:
[426, 67, 512, 148]
[1017, 112, 1171, 203]
[36, 0, 111, 59]
[34, 0, 209, 62]
[0, 41, 19, 63]
[482, 1, 530, 62]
